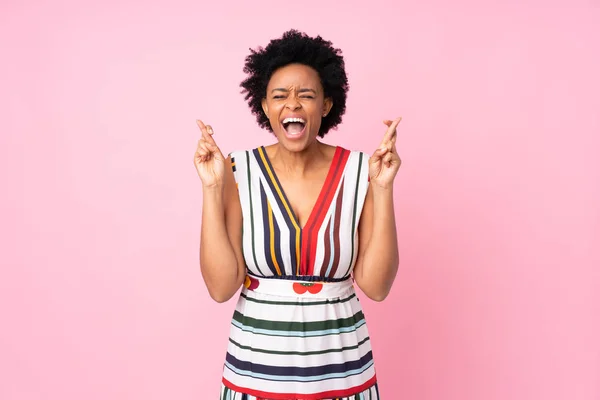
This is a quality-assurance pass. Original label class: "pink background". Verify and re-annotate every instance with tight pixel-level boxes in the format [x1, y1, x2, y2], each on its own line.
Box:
[1, 0, 599, 399]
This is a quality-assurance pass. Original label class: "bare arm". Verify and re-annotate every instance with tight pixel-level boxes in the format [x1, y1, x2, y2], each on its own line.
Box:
[353, 184, 399, 301]
[195, 121, 245, 303]
[353, 117, 402, 301]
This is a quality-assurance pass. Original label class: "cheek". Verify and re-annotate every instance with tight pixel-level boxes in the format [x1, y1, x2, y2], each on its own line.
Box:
[311, 100, 325, 114]
[267, 102, 283, 117]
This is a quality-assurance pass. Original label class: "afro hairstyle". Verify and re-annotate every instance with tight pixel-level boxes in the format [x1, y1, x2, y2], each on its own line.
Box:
[240, 29, 349, 138]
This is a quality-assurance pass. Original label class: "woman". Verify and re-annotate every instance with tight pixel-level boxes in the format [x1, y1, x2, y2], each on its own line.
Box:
[194, 30, 401, 400]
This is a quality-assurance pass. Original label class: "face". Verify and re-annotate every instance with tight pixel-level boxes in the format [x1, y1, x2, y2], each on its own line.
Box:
[262, 63, 333, 151]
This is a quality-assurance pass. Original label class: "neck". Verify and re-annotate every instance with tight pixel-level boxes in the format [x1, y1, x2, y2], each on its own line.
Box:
[270, 141, 326, 176]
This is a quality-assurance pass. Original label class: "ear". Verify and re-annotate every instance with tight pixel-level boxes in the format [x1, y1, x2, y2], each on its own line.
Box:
[261, 98, 268, 116]
[322, 97, 333, 117]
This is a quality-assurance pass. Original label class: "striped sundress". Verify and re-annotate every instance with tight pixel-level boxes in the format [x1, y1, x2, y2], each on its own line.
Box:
[220, 146, 379, 399]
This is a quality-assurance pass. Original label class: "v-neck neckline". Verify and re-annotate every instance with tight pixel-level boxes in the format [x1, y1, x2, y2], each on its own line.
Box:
[259, 145, 341, 230]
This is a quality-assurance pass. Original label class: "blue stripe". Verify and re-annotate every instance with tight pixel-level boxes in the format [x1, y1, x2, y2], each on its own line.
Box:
[224, 357, 374, 382]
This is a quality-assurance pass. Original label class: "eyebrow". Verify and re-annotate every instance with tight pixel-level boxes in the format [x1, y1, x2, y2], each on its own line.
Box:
[271, 88, 317, 94]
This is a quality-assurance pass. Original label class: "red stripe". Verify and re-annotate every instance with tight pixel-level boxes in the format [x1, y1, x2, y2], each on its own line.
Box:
[222, 375, 377, 400]
[302, 147, 350, 275]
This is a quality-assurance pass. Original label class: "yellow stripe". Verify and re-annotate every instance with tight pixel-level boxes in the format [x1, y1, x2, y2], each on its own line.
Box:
[267, 202, 282, 275]
[258, 147, 301, 274]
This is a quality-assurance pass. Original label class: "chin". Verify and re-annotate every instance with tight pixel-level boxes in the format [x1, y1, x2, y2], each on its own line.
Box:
[279, 135, 318, 152]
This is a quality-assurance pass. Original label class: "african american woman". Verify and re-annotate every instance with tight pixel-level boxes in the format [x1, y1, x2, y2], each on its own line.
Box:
[194, 29, 402, 400]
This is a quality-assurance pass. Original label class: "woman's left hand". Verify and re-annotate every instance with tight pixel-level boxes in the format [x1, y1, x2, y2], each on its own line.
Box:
[369, 117, 402, 189]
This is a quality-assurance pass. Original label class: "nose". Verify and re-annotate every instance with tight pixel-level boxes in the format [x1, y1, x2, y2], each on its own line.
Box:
[285, 95, 301, 110]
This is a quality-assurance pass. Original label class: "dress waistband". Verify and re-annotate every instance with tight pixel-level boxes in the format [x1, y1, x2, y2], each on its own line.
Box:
[243, 274, 354, 299]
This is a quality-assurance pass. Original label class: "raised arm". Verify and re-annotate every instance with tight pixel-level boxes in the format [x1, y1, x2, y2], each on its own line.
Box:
[194, 120, 245, 303]
[353, 118, 402, 301]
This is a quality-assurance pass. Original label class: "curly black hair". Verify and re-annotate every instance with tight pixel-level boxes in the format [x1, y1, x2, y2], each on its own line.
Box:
[240, 29, 349, 138]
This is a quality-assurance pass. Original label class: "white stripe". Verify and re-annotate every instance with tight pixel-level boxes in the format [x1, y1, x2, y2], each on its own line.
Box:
[324, 200, 336, 276]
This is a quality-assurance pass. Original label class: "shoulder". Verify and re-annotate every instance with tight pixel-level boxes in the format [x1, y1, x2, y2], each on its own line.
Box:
[334, 145, 370, 157]
[227, 148, 257, 166]
[336, 146, 371, 166]
[228, 146, 267, 159]
[226, 148, 264, 181]
[228, 148, 249, 159]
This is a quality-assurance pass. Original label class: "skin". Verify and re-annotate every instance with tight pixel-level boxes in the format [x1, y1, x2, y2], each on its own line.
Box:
[194, 63, 402, 303]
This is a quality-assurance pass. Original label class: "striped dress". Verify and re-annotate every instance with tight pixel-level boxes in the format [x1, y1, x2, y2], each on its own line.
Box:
[220, 146, 379, 400]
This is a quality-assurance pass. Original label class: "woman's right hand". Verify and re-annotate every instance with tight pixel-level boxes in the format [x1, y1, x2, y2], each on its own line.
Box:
[194, 120, 226, 189]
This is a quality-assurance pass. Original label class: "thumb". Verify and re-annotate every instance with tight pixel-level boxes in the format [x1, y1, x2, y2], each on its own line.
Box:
[370, 146, 387, 163]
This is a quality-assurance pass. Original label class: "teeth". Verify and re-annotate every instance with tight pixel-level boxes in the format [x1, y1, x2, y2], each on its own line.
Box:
[282, 117, 306, 124]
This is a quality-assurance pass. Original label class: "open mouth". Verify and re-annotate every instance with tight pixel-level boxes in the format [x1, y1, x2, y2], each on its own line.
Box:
[282, 117, 306, 136]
